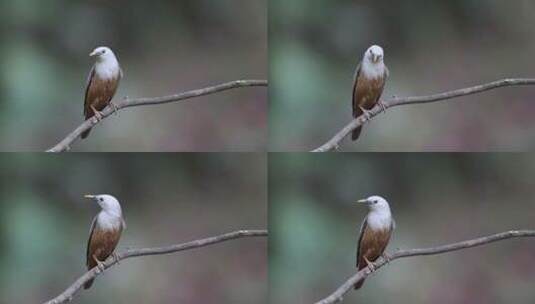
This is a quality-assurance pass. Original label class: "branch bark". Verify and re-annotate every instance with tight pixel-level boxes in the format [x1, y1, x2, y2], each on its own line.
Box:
[312, 78, 535, 152]
[314, 230, 535, 304]
[42, 229, 268, 304]
[47, 79, 268, 152]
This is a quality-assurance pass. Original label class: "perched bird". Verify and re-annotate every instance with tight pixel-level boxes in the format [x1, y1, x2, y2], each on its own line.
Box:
[84, 194, 126, 289]
[354, 195, 394, 289]
[351, 45, 389, 141]
[81, 46, 122, 139]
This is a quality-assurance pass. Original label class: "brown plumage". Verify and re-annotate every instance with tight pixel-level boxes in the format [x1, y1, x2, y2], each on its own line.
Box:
[81, 46, 122, 139]
[351, 64, 388, 141]
[84, 218, 123, 289]
[354, 218, 393, 289]
[83, 194, 125, 290]
[81, 67, 121, 139]
[351, 45, 389, 141]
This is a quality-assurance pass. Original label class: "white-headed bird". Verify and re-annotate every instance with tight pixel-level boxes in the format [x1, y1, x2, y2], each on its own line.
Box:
[82, 46, 122, 139]
[351, 45, 389, 141]
[354, 195, 394, 289]
[84, 194, 126, 289]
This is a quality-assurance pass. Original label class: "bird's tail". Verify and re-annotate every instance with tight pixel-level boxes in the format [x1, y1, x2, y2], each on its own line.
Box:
[81, 128, 92, 139]
[353, 277, 365, 289]
[351, 126, 362, 141]
[353, 262, 367, 289]
[351, 105, 363, 141]
[84, 278, 94, 289]
[81, 110, 95, 139]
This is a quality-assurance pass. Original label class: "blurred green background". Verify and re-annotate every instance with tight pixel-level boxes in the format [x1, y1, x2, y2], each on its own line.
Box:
[270, 153, 535, 303]
[0, 0, 267, 151]
[0, 153, 267, 303]
[270, 0, 535, 151]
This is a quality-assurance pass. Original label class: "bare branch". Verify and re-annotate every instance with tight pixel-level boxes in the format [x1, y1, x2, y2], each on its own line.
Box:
[314, 230, 535, 304]
[42, 229, 268, 304]
[312, 78, 535, 152]
[47, 79, 268, 152]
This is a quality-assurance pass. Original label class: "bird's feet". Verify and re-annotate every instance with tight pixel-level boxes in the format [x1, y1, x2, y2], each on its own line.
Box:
[94, 112, 103, 122]
[358, 106, 372, 121]
[364, 256, 376, 272]
[93, 255, 106, 273]
[109, 102, 119, 116]
[111, 252, 120, 265]
[382, 252, 392, 264]
[378, 101, 387, 114]
[90, 106, 104, 121]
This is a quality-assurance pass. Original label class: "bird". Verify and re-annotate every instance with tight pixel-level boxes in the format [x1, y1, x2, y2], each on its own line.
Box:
[81, 46, 122, 139]
[84, 194, 126, 289]
[351, 45, 389, 141]
[354, 195, 394, 289]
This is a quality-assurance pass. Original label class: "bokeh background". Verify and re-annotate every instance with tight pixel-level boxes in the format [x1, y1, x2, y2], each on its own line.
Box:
[0, 153, 267, 303]
[270, 0, 535, 151]
[270, 153, 535, 303]
[0, 0, 267, 151]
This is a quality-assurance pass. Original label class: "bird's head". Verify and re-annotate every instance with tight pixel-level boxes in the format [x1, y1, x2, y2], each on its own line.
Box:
[357, 195, 390, 211]
[89, 46, 115, 62]
[85, 194, 122, 215]
[364, 45, 384, 64]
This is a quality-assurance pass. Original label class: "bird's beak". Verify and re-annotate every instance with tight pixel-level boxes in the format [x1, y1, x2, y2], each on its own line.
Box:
[84, 194, 96, 199]
[357, 198, 370, 204]
[89, 50, 98, 57]
[372, 54, 379, 63]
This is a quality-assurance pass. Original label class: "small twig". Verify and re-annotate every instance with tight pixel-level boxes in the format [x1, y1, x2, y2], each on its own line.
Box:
[47, 79, 268, 152]
[314, 230, 535, 304]
[312, 78, 535, 152]
[42, 229, 268, 304]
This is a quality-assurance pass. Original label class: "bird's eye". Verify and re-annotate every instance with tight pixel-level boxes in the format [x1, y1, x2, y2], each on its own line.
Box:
[99, 198, 103, 202]
[373, 200, 378, 204]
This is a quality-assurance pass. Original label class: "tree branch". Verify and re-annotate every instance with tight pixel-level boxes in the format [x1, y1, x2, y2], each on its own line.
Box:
[42, 229, 268, 304]
[312, 78, 535, 152]
[314, 230, 535, 304]
[47, 79, 268, 152]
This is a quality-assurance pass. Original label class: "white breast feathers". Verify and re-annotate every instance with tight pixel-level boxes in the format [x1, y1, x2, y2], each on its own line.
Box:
[361, 60, 386, 80]
[97, 211, 123, 230]
[366, 209, 392, 230]
[95, 58, 120, 80]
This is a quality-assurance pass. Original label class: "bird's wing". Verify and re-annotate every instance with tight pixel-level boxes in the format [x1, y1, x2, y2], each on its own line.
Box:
[352, 62, 362, 118]
[384, 65, 390, 78]
[116, 67, 123, 95]
[356, 216, 368, 268]
[86, 216, 97, 267]
[83, 65, 96, 117]
[352, 61, 362, 83]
